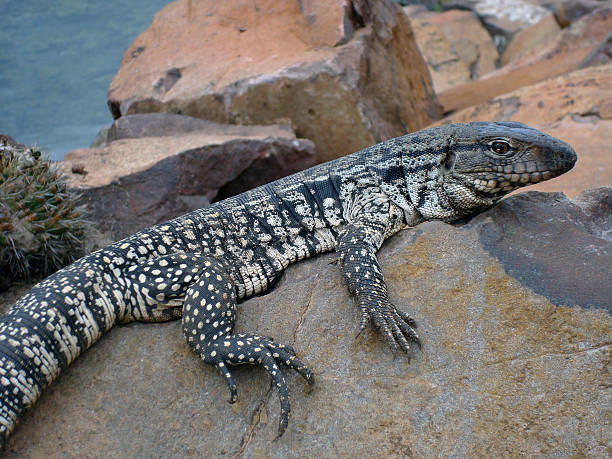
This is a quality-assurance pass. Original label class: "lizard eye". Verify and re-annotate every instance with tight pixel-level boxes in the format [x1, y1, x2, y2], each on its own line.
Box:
[490, 141, 510, 155]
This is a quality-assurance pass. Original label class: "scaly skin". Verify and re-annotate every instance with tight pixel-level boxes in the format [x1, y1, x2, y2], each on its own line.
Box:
[0, 122, 576, 445]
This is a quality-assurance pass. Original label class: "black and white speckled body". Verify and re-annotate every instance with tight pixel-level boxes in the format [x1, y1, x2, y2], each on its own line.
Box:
[0, 122, 576, 444]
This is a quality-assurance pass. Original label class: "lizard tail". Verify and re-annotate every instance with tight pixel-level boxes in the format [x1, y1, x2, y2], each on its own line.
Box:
[0, 254, 121, 447]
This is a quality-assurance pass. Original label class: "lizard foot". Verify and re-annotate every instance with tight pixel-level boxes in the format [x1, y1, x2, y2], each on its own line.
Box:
[358, 301, 420, 354]
[204, 334, 314, 436]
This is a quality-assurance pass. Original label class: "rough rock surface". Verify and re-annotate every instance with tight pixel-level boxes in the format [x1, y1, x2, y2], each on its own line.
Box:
[404, 6, 499, 93]
[434, 64, 612, 197]
[442, 0, 551, 45]
[105, 113, 297, 143]
[426, 8, 499, 78]
[438, 5, 612, 113]
[555, 0, 610, 27]
[578, 30, 612, 68]
[501, 14, 561, 65]
[2, 189, 610, 457]
[63, 123, 316, 240]
[107, 0, 441, 162]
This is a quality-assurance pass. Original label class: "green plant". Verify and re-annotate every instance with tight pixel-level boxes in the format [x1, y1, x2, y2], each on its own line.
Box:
[0, 140, 89, 286]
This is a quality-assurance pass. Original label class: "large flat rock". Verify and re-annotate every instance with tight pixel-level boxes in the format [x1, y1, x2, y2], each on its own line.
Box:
[107, 0, 441, 162]
[105, 112, 297, 142]
[2, 188, 610, 457]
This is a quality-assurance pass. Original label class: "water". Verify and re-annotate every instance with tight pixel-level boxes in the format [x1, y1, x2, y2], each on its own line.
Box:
[0, 0, 172, 160]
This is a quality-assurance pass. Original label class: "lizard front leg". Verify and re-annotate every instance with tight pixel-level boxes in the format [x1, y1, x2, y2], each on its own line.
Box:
[337, 220, 420, 354]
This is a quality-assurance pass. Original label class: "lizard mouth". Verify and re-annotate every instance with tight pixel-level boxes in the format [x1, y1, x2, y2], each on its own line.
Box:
[454, 158, 576, 194]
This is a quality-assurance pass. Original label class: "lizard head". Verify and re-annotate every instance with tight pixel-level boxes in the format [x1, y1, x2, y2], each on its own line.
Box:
[442, 121, 577, 207]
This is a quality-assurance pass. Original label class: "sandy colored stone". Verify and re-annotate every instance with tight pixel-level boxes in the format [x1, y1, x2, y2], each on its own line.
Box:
[63, 126, 315, 240]
[438, 5, 612, 113]
[404, 7, 499, 93]
[442, 0, 551, 43]
[107, 0, 440, 162]
[426, 8, 499, 78]
[403, 8, 472, 93]
[436, 64, 612, 124]
[501, 14, 561, 65]
[2, 189, 610, 457]
[578, 30, 612, 68]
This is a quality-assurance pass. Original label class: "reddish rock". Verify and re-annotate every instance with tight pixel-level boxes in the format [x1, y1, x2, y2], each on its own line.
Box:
[438, 5, 612, 113]
[501, 14, 561, 65]
[403, 6, 471, 93]
[578, 31, 612, 68]
[436, 64, 612, 124]
[107, 0, 441, 163]
[404, 7, 498, 93]
[441, 0, 551, 44]
[432, 64, 612, 197]
[427, 9, 499, 78]
[63, 126, 315, 239]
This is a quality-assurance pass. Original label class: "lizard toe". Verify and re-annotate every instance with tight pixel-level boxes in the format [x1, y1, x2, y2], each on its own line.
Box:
[202, 334, 312, 436]
[268, 343, 314, 386]
[212, 358, 238, 403]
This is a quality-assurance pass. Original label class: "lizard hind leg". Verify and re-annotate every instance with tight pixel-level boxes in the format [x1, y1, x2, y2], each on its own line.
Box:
[181, 257, 314, 436]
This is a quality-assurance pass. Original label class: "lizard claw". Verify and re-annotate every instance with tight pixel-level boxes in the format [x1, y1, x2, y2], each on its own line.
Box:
[205, 335, 313, 436]
[359, 301, 420, 354]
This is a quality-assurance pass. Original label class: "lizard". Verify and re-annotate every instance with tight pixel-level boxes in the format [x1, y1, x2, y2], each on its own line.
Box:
[0, 121, 576, 446]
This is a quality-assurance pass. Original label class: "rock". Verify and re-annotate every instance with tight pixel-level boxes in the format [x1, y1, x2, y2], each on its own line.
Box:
[438, 5, 612, 113]
[107, 0, 441, 163]
[404, 7, 499, 93]
[501, 14, 561, 65]
[106, 113, 296, 142]
[403, 7, 472, 93]
[474, 188, 611, 310]
[0, 135, 24, 149]
[578, 30, 612, 68]
[555, 0, 610, 27]
[3, 189, 610, 457]
[89, 126, 110, 148]
[442, 0, 551, 48]
[432, 64, 612, 197]
[427, 9, 499, 78]
[62, 126, 316, 240]
[437, 64, 612, 124]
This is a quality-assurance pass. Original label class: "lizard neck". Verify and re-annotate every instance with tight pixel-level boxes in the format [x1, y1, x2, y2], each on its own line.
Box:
[442, 173, 499, 218]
